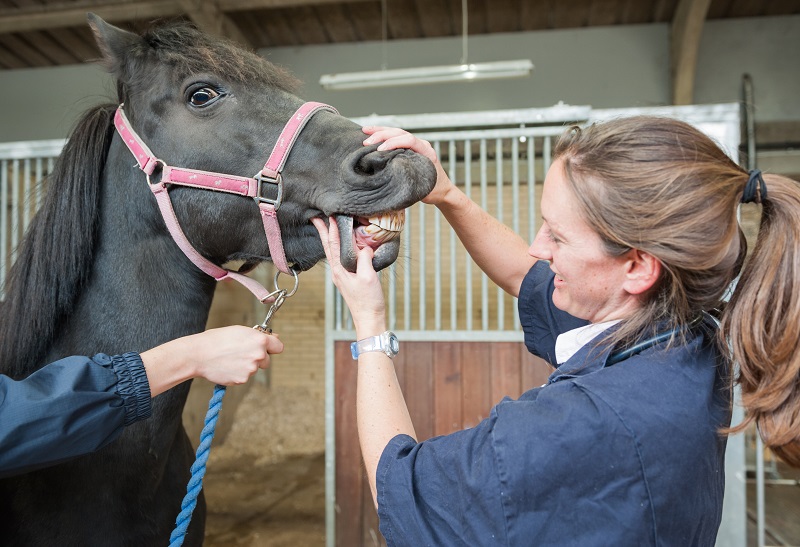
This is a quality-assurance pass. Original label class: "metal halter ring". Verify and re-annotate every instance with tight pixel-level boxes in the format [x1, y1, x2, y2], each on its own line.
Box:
[254, 268, 299, 333]
[144, 159, 166, 186]
[273, 267, 299, 297]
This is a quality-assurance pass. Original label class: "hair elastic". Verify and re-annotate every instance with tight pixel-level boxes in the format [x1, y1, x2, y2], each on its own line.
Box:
[742, 169, 767, 204]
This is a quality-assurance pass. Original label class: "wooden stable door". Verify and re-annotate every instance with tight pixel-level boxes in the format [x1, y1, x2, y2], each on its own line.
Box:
[334, 341, 553, 547]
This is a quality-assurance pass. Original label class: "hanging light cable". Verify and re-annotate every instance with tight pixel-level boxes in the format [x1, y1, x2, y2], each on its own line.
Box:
[319, 0, 533, 91]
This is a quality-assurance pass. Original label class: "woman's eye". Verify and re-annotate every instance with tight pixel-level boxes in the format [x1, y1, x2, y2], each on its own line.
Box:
[189, 87, 221, 107]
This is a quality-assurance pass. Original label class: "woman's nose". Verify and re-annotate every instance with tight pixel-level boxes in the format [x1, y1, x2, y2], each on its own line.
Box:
[528, 227, 551, 260]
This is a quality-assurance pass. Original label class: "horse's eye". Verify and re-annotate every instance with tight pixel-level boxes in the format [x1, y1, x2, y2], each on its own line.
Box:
[189, 87, 221, 107]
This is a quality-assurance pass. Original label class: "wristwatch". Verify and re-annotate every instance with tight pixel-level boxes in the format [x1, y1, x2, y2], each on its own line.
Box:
[351, 331, 399, 360]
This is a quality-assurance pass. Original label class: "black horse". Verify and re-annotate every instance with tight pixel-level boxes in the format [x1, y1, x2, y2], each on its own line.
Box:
[0, 14, 435, 546]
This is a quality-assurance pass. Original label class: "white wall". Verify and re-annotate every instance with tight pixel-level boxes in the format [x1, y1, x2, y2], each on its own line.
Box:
[264, 23, 670, 117]
[0, 15, 797, 142]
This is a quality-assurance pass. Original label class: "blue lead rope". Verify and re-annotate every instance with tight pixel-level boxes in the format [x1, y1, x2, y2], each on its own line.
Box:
[169, 384, 227, 547]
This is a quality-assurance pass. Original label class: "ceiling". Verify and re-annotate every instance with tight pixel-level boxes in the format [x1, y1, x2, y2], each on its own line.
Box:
[0, 0, 798, 71]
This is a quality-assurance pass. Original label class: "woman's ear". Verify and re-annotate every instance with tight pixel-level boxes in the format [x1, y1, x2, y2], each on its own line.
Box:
[622, 249, 661, 295]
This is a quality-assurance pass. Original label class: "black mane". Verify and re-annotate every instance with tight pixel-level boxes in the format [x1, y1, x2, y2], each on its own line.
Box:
[112, 20, 301, 101]
[0, 104, 116, 378]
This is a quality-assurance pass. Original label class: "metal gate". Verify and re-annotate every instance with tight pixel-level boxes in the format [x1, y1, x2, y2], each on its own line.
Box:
[0, 138, 63, 299]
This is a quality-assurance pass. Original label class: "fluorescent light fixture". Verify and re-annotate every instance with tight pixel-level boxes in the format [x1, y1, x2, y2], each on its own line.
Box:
[319, 59, 533, 91]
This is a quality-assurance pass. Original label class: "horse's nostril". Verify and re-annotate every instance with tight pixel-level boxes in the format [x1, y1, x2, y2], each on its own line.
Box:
[355, 149, 402, 176]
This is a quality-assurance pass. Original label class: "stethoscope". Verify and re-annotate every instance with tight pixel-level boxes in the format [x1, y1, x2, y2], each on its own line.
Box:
[606, 313, 710, 366]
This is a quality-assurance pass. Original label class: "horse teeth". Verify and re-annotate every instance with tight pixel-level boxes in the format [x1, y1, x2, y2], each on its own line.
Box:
[353, 211, 405, 247]
[368, 210, 405, 233]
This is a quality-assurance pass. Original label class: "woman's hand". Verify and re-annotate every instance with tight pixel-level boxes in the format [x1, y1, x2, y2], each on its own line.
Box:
[362, 126, 454, 207]
[312, 216, 387, 337]
[142, 326, 283, 396]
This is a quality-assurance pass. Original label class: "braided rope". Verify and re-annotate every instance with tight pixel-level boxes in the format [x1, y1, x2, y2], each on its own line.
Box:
[169, 384, 227, 546]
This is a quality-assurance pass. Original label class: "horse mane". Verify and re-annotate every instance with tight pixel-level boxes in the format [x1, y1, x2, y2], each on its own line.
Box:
[0, 103, 116, 378]
[114, 20, 301, 100]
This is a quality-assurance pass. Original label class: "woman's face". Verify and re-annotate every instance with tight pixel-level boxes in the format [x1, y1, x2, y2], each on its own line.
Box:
[528, 159, 637, 323]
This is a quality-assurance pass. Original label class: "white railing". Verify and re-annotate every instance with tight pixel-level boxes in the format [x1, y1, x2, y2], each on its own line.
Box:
[0, 139, 64, 299]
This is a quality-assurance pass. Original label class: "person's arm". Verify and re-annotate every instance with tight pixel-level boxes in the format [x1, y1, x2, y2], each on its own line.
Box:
[141, 325, 282, 396]
[313, 217, 414, 505]
[363, 126, 537, 297]
[0, 326, 282, 477]
[0, 353, 143, 477]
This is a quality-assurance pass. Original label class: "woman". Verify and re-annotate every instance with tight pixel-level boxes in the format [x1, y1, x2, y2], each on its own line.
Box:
[313, 115, 800, 545]
[0, 325, 282, 477]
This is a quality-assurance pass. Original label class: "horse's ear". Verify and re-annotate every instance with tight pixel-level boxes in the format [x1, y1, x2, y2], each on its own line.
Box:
[87, 13, 146, 81]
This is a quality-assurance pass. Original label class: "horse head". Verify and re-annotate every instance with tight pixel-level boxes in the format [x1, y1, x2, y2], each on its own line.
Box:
[88, 14, 436, 274]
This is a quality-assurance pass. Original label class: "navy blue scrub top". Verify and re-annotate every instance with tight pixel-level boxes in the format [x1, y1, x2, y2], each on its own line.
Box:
[376, 261, 731, 546]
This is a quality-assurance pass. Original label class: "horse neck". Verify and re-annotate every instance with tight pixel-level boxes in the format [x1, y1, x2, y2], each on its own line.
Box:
[47, 139, 219, 362]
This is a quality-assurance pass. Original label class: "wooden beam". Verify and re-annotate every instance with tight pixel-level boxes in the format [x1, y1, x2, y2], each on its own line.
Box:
[18, 30, 82, 65]
[0, 42, 27, 69]
[0, 1, 183, 34]
[47, 27, 102, 62]
[289, 5, 328, 44]
[0, 34, 54, 67]
[176, 0, 252, 46]
[314, 4, 358, 43]
[670, 0, 712, 105]
[0, 0, 379, 35]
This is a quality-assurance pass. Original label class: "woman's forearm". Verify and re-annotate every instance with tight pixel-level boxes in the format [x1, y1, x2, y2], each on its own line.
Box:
[356, 350, 416, 506]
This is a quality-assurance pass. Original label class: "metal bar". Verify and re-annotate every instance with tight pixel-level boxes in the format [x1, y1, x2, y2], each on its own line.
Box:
[1, 160, 7, 299]
[352, 105, 592, 132]
[419, 203, 426, 330]
[433, 141, 442, 331]
[23, 159, 31, 231]
[520, 137, 536, 333]
[388, 262, 396, 332]
[404, 206, 411, 331]
[417, 126, 566, 143]
[0, 139, 65, 161]
[527, 138, 535, 244]
[448, 139, 457, 329]
[324, 268, 336, 547]
[511, 138, 520, 329]
[757, 434, 766, 547]
[330, 330, 526, 342]
[464, 139, 473, 331]
[480, 140, 489, 331]
[10, 160, 19, 264]
[334, 282, 342, 331]
[35, 157, 43, 213]
[543, 136, 552, 180]
[495, 139, 504, 331]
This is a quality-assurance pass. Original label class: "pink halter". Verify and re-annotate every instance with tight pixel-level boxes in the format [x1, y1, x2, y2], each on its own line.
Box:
[114, 101, 337, 302]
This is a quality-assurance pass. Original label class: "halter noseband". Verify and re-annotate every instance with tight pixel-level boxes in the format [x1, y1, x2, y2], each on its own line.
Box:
[114, 101, 337, 302]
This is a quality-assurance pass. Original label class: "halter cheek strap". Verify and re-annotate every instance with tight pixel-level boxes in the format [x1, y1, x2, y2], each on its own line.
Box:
[114, 101, 337, 300]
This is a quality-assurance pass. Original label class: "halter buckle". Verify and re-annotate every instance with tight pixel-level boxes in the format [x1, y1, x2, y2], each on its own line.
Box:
[254, 171, 283, 209]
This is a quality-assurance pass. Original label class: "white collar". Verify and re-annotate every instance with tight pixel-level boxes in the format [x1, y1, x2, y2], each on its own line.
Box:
[555, 320, 621, 365]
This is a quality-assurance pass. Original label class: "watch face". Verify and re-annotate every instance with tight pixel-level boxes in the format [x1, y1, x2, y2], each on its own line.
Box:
[387, 333, 399, 355]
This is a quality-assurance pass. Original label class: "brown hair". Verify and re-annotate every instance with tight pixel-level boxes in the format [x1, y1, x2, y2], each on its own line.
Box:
[553, 115, 800, 467]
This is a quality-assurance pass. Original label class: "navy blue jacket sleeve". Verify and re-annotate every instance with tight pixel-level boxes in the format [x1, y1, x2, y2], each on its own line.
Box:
[0, 352, 152, 478]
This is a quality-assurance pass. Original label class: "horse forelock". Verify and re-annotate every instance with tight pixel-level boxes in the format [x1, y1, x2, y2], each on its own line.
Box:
[0, 104, 116, 378]
[135, 21, 301, 94]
